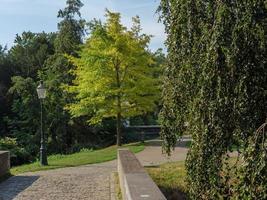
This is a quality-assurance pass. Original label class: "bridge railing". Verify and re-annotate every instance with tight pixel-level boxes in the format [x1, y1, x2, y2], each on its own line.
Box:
[125, 125, 161, 142]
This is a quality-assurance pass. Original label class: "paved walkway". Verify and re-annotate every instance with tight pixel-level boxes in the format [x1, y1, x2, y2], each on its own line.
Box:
[0, 161, 117, 200]
[0, 141, 189, 200]
[136, 139, 189, 166]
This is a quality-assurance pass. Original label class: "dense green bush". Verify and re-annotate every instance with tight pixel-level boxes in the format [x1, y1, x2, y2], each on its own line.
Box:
[0, 137, 33, 166]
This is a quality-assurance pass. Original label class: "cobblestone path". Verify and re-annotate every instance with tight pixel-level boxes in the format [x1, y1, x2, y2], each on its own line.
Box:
[0, 140, 191, 200]
[0, 161, 116, 200]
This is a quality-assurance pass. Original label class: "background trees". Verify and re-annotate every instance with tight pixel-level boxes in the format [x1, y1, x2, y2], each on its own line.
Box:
[40, 0, 85, 153]
[55, 0, 85, 55]
[159, 0, 267, 199]
[0, 45, 11, 137]
[66, 11, 160, 146]
[0, 1, 162, 165]
[6, 32, 56, 152]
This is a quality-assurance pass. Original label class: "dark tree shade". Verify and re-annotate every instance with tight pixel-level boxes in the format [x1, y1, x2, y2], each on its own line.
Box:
[0, 46, 12, 136]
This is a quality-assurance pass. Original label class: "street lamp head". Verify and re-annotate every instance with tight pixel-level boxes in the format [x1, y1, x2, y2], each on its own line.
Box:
[37, 81, 46, 99]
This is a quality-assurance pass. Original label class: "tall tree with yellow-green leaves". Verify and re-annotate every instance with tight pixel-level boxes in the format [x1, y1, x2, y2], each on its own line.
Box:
[66, 10, 160, 146]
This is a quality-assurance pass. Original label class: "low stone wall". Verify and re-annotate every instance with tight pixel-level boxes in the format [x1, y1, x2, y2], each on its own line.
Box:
[0, 151, 10, 177]
[118, 149, 166, 200]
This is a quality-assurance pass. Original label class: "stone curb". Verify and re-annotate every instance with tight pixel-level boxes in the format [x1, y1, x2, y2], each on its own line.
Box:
[118, 149, 166, 200]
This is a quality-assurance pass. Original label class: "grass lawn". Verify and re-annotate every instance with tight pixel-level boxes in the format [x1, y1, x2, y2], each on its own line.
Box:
[146, 157, 241, 200]
[11, 143, 144, 175]
[114, 172, 122, 200]
[146, 161, 188, 200]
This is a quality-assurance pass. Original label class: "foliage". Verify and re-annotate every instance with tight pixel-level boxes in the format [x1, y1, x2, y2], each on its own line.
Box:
[7, 76, 40, 155]
[0, 137, 32, 166]
[236, 123, 267, 199]
[5, 32, 56, 159]
[55, 0, 85, 55]
[39, 0, 87, 153]
[0, 45, 12, 136]
[0, 46, 11, 93]
[40, 54, 73, 153]
[9, 32, 55, 78]
[0, 0, 162, 167]
[129, 48, 166, 126]
[10, 142, 144, 175]
[66, 10, 160, 146]
[159, 0, 267, 199]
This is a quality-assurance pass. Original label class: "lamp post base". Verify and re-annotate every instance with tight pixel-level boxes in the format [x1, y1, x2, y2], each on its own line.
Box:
[40, 146, 48, 166]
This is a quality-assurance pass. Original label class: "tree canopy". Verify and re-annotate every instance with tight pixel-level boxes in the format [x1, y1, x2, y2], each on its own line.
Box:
[0, 1, 163, 166]
[66, 10, 160, 146]
[55, 0, 85, 55]
[159, 0, 267, 199]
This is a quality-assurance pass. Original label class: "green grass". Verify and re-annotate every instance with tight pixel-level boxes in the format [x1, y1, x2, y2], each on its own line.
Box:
[114, 172, 122, 200]
[11, 143, 144, 175]
[146, 157, 241, 200]
[185, 140, 191, 148]
[146, 161, 188, 200]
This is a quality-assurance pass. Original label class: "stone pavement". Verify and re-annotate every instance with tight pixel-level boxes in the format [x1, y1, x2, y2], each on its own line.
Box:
[0, 161, 117, 200]
[0, 140, 189, 200]
[136, 139, 189, 166]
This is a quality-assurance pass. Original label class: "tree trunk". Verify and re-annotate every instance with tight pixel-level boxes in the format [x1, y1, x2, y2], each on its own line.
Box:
[115, 59, 122, 146]
[116, 111, 122, 146]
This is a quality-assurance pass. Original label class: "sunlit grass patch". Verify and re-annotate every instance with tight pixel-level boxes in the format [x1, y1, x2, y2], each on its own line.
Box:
[11, 143, 144, 175]
[146, 161, 187, 200]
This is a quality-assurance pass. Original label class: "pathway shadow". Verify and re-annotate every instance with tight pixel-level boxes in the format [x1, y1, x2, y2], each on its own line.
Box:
[0, 175, 39, 200]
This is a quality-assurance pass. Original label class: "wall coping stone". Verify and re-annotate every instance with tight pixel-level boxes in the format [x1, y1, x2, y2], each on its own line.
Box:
[118, 149, 166, 200]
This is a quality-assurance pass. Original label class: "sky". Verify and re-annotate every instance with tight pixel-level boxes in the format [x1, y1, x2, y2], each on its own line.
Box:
[0, 0, 166, 51]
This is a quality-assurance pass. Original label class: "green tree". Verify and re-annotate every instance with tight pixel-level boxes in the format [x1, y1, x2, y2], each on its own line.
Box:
[5, 32, 56, 162]
[130, 48, 165, 126]
[55, 0, 85, 55]
[66, 11, 160, 146]
[159, 0, 267, 199]
[40, 0, 85, 152]
[9, 32, 55, 78]
[0, 45, 12, 136]
[41, 55, 72, 152]
[7, 76, 40, 159]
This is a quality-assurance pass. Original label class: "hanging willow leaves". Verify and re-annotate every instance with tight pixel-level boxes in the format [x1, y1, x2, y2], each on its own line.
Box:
[159, 0, 267, 199]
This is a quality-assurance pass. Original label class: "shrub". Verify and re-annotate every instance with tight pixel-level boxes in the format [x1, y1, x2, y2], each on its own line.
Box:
[0, 137, 32, 166]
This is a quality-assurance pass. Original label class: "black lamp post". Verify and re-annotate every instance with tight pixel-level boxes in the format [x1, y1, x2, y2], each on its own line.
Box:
[37, 81, 48, 166]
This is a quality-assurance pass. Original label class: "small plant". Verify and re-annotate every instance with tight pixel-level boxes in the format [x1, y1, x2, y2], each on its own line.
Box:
[80, 148, 94, 153]
[0, 137, 32, 166]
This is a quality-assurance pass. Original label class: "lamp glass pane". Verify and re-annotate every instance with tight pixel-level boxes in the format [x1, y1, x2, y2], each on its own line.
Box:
[37, 88, 46, 99]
